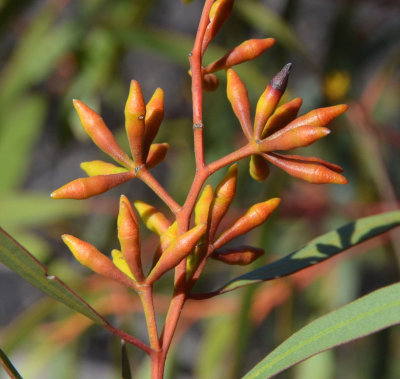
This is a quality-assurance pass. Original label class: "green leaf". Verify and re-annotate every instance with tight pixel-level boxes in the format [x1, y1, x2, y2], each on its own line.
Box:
[0, 348, 22, 379]
[0, 227, 106, 325]
[121, 340, 132, 379]
[243, 282, 400, 379]
[207, 211, 400, 295]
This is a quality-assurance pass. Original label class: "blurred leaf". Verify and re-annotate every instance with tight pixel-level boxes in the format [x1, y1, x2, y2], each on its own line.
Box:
[235, 0, 313, 67]
[0, 192, 86, 228]
[243, 282, 400, 379]
[121, 340, 132, 379]
[0, 228, 106, 325]
[0, 347, 22, 379]
[208, 211, 400, 295]
[0, 96, 46, 193]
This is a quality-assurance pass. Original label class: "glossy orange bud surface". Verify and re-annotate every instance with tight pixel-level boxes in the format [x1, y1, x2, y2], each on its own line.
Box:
[249, 155, 270, 182]
[204, 38, 275, 73]
[146, 143, 169, 169]
[226, 68, 252, 139]
[211, 246, 264, 265]
[195, 185, 214, 225]
[80, 160, 128, 177]
[118, 196, 144, 282]
[213, 198, 280, 250]
[254, 63, 292, 138]
[144, 88, 164, 155]
[134, 200, 171, 236]
[208, 164, 238, 240]
[264, 153, 348, 184]
[147, 224, 206, 284]
[202, 0, 234, 53]
[202, 73, 219, 92]
[73, 100, 132, 168]
[125, 80, 146, 165]
[51, 171, 135, 200]
[262, 97, 303, 138]
[260, 126, 331, 152]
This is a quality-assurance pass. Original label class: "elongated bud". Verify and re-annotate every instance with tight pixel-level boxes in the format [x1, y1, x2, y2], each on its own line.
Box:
[146, 143, 169, 169]
[262, 97, 303, 138]
[208, 164, 238, 240]
[51, 171, 135, 199]
[80, 160, 128, 177]
[204, 38, 275, 73]
[125, 80, 146, 165]
[195, 185, 214, 225]
[254, 63, 292, 138]
[213, 198, 280, 250]
[260, 126, 331, 152]
[281, 104, 349, 134]
[211, 246, 264, 265]
[202, 0, 234, 53]
[226, 68, 252, 139]
[146, 224, 206, 284]
[249, 155, 270, 182]
[144, 88, 164, 156]
[151, 221, 178, 269]
[112, 249, 134, 280]
[203, 73, 219, 92]
[62, 235, 135, 287]
[274, 153, 344, 173]
[264, 153, 348, 184]
[73, 100, 132, 168]
[134, 201, 171, 236]
[186, 244, 204, 277]
[118, 196, 144, 282]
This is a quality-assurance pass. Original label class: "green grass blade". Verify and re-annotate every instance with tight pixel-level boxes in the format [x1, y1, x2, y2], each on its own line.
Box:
[243, 282, 400, 379]
[211, 211, 400, 295]
[0, 228, 106, 325]
[0, 348, 22, 379]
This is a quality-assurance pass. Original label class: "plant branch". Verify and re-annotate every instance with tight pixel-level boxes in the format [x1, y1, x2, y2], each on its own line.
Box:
[139, 285, 161, 351]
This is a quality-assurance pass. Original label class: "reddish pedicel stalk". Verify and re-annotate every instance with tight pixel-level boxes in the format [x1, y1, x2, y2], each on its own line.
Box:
[51, 1, 349, 377]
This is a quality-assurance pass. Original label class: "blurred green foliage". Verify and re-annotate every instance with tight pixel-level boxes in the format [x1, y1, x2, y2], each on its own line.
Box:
[0, 0, 399, 378]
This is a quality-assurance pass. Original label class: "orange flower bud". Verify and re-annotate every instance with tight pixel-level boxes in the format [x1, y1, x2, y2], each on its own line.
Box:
[226, 68, 252, 139]
[146, 224, 206, 284]
[51, 171, 135, 199]
[144, 88, 164, 156]
[134, 200, 171, 236]
[80, 160, 128, 177]
[281, 104, 349, 133]
[262, 97, 303, 138]
[62, 235, 135, 287]
[213, 198, 280, 250]
[208, 164, 238, 240]
[112, 249, 134, 280]
[264, 153, 348, 184]
[146, 143, 169, 169]
[204, 38, 275, 73]
[211, 246, 264, 265]
[254, 63, 292, 138]
[73, 100, 132, 168]
[195, 185, 214, 225]
[260, 126, 331, 152]
[151, 221, 178, 268]
[125, 80, 146, 165]
[203, 73, 219, 92]
[275, 153, 344, 173]
[118, 196, 144, 282]
[202, 0, 234, 53]
[249, 155, 270, 182]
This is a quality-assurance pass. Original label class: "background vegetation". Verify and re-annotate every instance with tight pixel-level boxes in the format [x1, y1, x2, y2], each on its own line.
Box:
[0, 0, 399, 378]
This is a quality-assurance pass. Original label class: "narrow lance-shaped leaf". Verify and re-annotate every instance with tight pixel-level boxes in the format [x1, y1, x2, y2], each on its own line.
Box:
[211, 246, 264, 265]
[211, 210, 400, 295]
[243, 282, 400, 379]
[0, 228, 106, 324]
[0, 348, 22, 379]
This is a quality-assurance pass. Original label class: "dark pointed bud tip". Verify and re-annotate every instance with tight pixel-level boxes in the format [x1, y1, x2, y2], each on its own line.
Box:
[270, 63, 292, 92]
